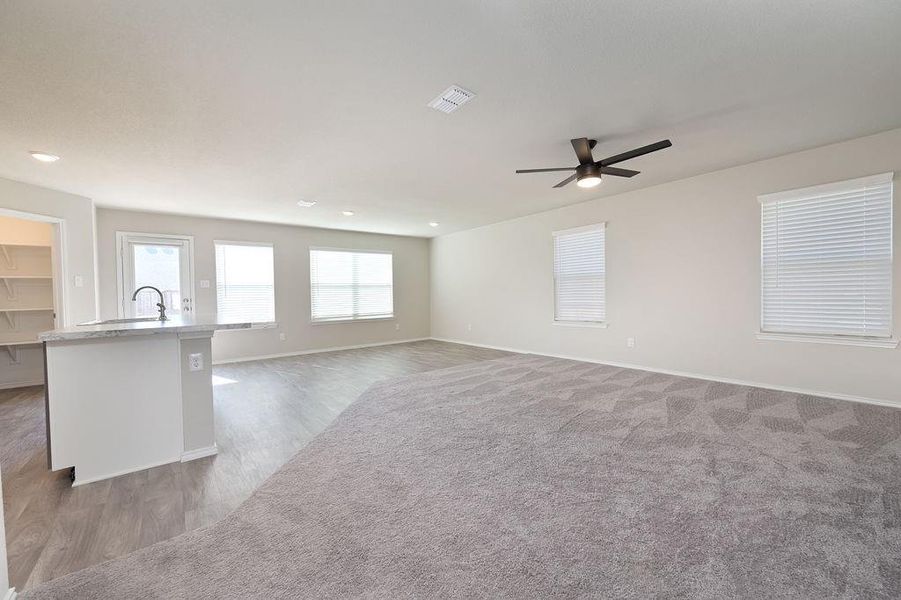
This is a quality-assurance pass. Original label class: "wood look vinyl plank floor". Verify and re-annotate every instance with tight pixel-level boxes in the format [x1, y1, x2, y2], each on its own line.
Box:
[0, 340, 512, 591]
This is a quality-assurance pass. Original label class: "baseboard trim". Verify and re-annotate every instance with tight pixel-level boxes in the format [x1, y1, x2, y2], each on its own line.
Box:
[71, 455, 181, 487]
[4, 587, 17, 600]
[212, 338, 431, 365]
[430, 337, 898, 409]
[0, 378, 43, 390]
[181, 444, 218, 462]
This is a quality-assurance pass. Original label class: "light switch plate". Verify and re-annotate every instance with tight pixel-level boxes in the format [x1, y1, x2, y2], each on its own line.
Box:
[73, 275, 84, 288]
[199, 279, 210, 288]
[188, 353, 204, 371]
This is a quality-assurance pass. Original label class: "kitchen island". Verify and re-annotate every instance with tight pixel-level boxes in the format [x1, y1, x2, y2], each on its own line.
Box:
[39, 316, 257, 485]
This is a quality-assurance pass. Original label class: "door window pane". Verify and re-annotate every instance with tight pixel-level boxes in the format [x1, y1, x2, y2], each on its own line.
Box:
[132, 244, 183, 317]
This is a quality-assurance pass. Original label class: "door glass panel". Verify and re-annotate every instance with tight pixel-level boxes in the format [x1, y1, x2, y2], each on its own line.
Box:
[131, 243, 183, 317]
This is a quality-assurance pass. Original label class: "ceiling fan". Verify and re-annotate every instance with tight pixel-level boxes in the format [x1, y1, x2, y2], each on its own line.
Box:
[516, 138, 672, 188]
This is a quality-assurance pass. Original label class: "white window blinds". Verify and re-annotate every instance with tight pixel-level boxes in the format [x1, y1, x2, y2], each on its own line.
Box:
[760, 172, 893, 338]
[215, 242, 275, 323]
[553, 224, 606, 323]
[310, 249, 394, 322]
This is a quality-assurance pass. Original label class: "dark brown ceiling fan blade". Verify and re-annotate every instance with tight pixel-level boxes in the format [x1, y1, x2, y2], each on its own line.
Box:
[515, 167, 576, 173]
[599, 166, 639, 177]
[598, 139, 672, 167]
[571, 138, 594, 165]
[553, 174, 577, 188]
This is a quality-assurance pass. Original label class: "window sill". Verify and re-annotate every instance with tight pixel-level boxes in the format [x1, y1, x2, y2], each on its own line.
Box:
[756, 332, 899, 349]
[216, 321, 278, 332]
[311, 316, 395, 325]
[552, 320, 608, 329]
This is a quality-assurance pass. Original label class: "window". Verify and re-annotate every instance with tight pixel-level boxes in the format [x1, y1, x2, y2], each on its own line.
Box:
[214, 242, 275, 323]
[760, 172, 893, 339]
[310, 248, 393, 322]
[553, 223, 606, 324]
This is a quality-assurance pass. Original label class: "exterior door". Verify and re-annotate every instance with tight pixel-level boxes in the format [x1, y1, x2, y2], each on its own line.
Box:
[118, 233, 194, 318]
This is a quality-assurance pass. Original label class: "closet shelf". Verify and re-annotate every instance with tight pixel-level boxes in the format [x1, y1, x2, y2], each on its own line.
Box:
[0, 334, 40, 363]
[0, 242, 51, 249]
[1, 276, 52, 301]
[0, 237, 53, 365]
[0, 334, 41, 347]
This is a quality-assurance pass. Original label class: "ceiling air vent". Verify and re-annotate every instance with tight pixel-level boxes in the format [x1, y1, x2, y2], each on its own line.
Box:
[427, 85, 475, 114]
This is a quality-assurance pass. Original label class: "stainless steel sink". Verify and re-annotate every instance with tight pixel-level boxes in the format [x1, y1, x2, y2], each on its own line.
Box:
[77, 317, 163, 326]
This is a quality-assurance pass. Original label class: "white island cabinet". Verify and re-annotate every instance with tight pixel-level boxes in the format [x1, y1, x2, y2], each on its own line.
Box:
[39, 316, 256, 486]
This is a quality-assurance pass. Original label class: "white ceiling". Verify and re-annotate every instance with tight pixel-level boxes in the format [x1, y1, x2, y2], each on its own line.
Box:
[1, 1, 900, 238]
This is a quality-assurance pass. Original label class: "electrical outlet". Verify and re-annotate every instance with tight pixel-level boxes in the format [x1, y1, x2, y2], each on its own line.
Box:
[279, 332, 287, 341]
[188, 353, 204, 371]
[395, 323, 400, 331]
[467, 323, 472, 332]
[626, 337, 636, 348]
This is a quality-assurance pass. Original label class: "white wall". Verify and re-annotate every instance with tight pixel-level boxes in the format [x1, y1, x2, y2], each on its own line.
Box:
[431, 127, 901, 405]
[96, 209, 431, 362]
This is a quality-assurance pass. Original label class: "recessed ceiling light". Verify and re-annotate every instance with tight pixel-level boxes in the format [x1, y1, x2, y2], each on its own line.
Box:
[429, 222, 439, 228]
[297, 200, 316, 208]
[30, 151, 60, 163]
[342, 210, 354, 216]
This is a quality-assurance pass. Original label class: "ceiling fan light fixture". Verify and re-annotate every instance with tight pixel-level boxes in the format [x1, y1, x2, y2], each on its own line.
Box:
[515, 137, 671, 189]
[576, 175, 601, 188]
[575, 163, 602, 188]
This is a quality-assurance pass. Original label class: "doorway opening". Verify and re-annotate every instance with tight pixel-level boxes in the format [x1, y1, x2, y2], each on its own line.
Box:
[0, 209, 67, 389]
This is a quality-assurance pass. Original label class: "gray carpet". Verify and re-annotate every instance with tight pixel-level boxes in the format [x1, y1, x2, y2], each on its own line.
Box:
[21, 354, 901, 599]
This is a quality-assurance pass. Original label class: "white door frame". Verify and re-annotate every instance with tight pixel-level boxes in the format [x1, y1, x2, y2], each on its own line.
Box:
[0, 207, 69, 327]
[115, 231, 196, 318]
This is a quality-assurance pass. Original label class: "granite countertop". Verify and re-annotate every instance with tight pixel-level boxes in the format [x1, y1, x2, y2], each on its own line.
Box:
[39, 315, 270, 342]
